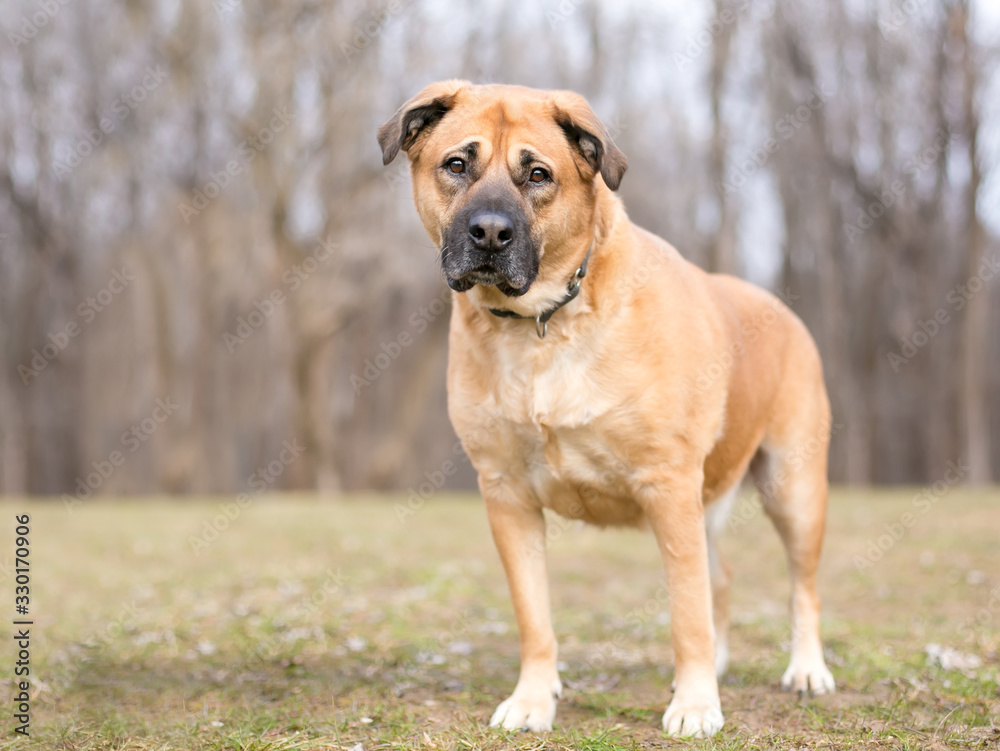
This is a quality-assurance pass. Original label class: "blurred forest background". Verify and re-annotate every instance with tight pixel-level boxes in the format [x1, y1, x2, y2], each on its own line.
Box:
[0, 0, 998, 497]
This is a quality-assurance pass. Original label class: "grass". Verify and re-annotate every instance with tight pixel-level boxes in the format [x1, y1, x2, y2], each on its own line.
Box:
[0, 487, 998, 750]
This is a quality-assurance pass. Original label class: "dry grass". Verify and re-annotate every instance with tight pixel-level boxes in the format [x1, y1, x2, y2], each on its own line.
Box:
[1, 487, 998, 750]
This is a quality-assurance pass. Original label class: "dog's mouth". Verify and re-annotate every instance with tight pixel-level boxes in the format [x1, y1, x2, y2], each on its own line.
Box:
[442, 246, 538, 297]
[445, 266, 533, 296]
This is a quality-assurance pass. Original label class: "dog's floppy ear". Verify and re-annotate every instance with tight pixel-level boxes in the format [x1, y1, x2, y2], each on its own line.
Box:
[550, 91, 627, 191]
[377, 80, 470, 165]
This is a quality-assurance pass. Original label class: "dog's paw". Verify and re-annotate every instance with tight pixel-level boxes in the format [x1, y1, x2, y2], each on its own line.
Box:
[489, 677, 561, 732]
[662, 698, 724, 738]
[781, 657, 835, 695]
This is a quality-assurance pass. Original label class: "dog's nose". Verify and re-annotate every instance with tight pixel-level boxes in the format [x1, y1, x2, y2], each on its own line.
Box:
[468, 211, 514, 251]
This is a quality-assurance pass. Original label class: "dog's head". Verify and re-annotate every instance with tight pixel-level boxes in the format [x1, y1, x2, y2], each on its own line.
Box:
[378, 81, 627, 298]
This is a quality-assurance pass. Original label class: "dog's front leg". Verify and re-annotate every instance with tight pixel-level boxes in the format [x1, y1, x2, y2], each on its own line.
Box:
[640, 471, 724, 738]
[483, 487, 561, 732]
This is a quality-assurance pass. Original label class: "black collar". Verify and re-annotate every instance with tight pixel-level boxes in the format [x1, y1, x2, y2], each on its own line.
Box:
[487, 242, 593, 338]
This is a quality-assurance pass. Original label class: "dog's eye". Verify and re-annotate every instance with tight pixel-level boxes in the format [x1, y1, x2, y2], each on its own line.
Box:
[447, 159, 466, 174]
[529, 167, 550, 183]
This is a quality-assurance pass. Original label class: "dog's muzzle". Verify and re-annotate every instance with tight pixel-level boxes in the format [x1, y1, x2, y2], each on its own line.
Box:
[441, 204, 537, 297]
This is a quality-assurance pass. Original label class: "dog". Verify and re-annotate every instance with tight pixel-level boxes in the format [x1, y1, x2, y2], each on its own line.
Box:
[378, 81, 835, 738]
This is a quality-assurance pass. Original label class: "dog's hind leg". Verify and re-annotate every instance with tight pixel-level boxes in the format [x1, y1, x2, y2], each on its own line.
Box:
[704, 483, 739, 678]
[751, 402, 836, 695]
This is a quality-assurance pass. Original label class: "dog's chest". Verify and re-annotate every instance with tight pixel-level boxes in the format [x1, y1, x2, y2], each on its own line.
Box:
[490, 335, 614, 426]
[509, 344, 615, 427]
[479, 341, 645, 526]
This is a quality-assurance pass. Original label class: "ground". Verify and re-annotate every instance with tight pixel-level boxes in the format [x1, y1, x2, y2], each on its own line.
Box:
[1, 487, 998, 750]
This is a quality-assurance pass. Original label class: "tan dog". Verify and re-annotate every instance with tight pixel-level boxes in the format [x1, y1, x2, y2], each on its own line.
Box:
[378, 81, 835, 738]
